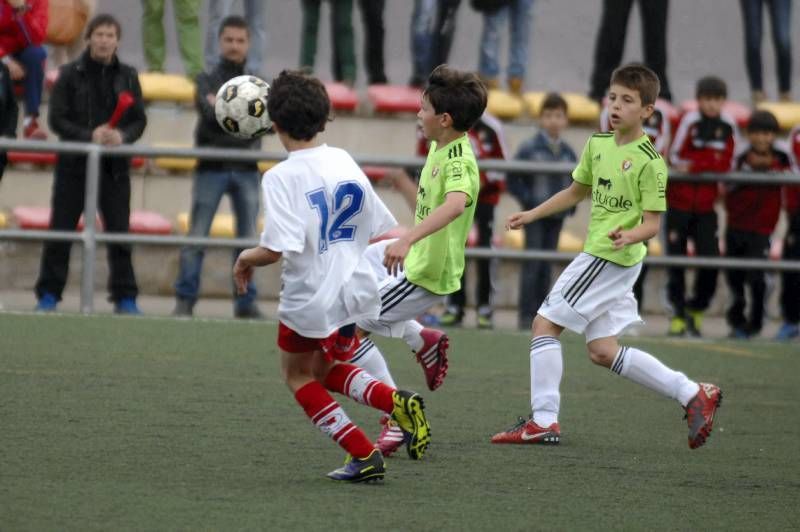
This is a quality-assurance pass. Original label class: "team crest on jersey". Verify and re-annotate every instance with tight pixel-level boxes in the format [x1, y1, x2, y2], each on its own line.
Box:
[431, 166, 440, 178]
[621, 159, 632, 172]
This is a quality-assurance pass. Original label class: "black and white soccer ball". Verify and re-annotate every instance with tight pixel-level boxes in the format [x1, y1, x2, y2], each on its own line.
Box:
[215, 75, 271, 139]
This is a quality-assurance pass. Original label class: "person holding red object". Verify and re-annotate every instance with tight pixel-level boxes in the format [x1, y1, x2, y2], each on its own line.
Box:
[0, 0, 48, 139]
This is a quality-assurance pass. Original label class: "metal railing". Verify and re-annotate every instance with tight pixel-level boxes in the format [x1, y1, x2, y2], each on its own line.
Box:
[1, 138, 799, 314]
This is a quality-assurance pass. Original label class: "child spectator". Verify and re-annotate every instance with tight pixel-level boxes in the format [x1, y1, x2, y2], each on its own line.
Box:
[667, 76, 738, 337]
[440, 111, 507, 329]
[725, 110, 790, 338]
[507, 92, 576, 330]
[0, 0, 48, 139]
[776, 126, 800, 340]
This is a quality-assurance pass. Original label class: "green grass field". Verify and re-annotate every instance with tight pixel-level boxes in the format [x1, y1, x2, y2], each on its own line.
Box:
[1, 313, 799, 531]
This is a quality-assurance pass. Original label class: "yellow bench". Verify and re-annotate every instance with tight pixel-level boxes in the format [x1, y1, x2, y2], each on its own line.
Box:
[0, 211, 7, 229]
[177, 212, 264, 238]
[523, 91, 601, 124]
[139, 72, 196, 104]
[756, 101, 800, 130]
[486, 89, 524, 120]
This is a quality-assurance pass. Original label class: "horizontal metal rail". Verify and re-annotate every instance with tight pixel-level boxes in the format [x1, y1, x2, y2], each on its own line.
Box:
[1, 138, 799, 313]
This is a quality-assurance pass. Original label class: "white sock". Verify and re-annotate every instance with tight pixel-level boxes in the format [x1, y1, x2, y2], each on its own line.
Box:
[530, 336, 563, 427]
[348, 337, 397, 388]
[401, 320, 425, 351]
[611, 346, 700, 406]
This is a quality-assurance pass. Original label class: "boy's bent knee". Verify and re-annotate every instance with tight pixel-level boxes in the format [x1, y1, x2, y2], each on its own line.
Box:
[532, 314, 563, 337]
[586, 338, 619, 368]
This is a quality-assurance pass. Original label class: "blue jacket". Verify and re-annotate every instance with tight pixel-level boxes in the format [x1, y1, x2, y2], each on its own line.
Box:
[507, 131, 576, 219]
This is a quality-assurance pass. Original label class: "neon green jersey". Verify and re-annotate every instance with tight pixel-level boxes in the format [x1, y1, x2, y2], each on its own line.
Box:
[404, 134, 479, 294]
[572, 133, 668, 266]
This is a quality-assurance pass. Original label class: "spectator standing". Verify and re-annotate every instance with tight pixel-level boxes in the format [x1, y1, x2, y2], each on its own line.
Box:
[357, 0, 387, 84]
[35, 14, 147, 313]
[409, 0, 461, 87]
[725, 110, 789, 338]
[173, 15, 263, 319]
[667, 76, 738, 337]
[141, 0, 203, 78]
[738, 0, 792, 104]
[776, 126, 800, 340]
[440, 111, 506, 329]
[300, 0, 356, 86]
[204, 0, 266, 76]
[0, 60, 17, 182]
[506, 93, 576, 330]
[588, 0, 672, 103]
[0, 0, 48, 139]
[473, 0, 533, 95]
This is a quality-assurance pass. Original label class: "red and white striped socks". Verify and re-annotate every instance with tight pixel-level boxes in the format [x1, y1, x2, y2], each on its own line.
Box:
[323, 363, 395, 414]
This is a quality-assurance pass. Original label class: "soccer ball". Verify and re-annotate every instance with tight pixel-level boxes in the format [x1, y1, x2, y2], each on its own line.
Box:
[215, 75, 271, 139]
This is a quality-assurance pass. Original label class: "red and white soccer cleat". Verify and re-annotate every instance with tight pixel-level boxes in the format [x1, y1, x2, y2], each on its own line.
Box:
[415, 328, 449, 391]
[490, 416, 560, 445]
[375, 415, 406, 457]
[685, 382, 722, 449]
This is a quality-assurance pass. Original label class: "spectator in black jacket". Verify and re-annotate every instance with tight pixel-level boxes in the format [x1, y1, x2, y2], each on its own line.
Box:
[34, 14, 147, 313]
[173, 15, 263, 319]
[0, 60, 18, 181]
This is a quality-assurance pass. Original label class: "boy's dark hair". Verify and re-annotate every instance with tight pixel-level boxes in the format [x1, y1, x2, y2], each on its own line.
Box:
[541, 92, 568, 114]
[696, 76, 727, 99]
[218, 15, 249, 37]
[85, 13, 121, 40]
[609, 64, 660, 106]
[267, 70, 330, 141]
[747, 110, 779, 133]
[424, 64, 488, 132]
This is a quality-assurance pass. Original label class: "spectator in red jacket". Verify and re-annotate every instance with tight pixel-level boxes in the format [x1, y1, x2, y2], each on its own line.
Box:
[725, 111, 790, 339]
[776, 126, 800, 341]
[0, 0, 48, 139]
[666, 76, 738, 337]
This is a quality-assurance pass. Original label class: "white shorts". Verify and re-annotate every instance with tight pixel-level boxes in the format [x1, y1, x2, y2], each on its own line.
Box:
[538, 252, 643, 342]
[357, 239, 445, 337]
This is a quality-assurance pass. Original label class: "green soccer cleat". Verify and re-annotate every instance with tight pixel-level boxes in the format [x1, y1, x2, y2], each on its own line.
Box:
[391, 390, 431, 460]
[327, 449, 385, 483]
[668, 316, 686, 336]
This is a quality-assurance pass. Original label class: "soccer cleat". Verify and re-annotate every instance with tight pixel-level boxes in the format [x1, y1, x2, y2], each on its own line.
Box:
[35, 292, 58, 312]
[391, 390, 431, 460]
[327, 449, 385, 483]
[439, 309, 463, 327]
[477, 314, 493, 329]
[114, 297, 142, 315]
[686, 309, 704, 337]
[172, 298, 194, 317]
[668, 317, 686, 336]
[415, 328, 449, 391]
[490, 416, 560, 445]
[685, 383, 722, 450]
[775, 322, 799, 341]
[375, 416, 406, 457]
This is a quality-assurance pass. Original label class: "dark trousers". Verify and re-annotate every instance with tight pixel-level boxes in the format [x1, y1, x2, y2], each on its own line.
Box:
[781, 212, 800, 324]
[300, 0, 356, 83]
[357, 0, 387, 84]
[740, 0, 792, 93]
[588, 0, 671, 102]
[518, 216, 563, 328]
[666, 209, 718, 318]
[725, 229, 770, 333]
[35, 168, 138, 303]
[448, 202, 494, 314]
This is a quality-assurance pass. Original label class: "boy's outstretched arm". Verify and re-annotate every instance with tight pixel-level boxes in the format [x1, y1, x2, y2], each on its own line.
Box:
[608, 211, 661, 250]
[506, 181, 590, 230]
[383, 191, 467, 276]
[233, 247, 282, 294]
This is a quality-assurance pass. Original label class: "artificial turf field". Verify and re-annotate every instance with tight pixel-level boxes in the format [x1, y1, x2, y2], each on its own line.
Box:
[1, 313, 798, 531]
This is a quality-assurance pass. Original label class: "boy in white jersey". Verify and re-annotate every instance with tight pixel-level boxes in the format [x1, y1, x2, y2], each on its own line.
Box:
[233, 71, 431, 483]
[491, 64, 722, 450]
[344, 65, 487, 456]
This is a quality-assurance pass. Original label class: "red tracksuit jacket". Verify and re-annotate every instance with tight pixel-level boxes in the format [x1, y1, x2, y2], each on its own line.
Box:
[0, 0, 48, 57]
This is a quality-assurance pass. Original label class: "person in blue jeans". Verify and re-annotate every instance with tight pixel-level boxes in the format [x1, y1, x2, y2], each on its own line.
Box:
[409, 0, 461, 87]
[173, 15, 263, 319]
[738, 0, 792, 103]
[475, 0, 534, 95]
[204, 0, 267, 76]
[506, 93, 576, 329]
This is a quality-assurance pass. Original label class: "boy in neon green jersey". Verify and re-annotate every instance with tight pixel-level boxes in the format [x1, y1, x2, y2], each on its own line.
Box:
[344, 65, 487, 456]
[491, 64, 722, 450]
